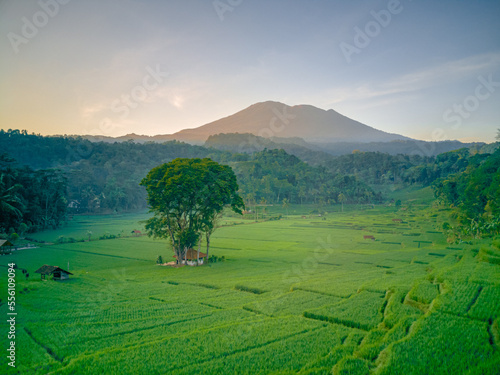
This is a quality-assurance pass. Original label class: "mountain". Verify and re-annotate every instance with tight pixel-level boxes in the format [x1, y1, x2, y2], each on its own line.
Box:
[170, 101, 410, 144]
[78, 101, 483, 156]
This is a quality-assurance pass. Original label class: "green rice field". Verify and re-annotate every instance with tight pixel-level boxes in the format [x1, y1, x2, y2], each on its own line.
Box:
[1, 203, 499, 374]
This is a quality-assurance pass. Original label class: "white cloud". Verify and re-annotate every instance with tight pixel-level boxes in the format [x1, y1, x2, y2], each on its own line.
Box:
[385, 52, 500, 91]
[321, 52, 500, 106]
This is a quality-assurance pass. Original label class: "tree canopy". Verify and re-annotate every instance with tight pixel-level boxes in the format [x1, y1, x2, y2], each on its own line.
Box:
[2, 130, 498, 237]
[433, 147, 500, 236]
[0, 154, 67, 234]
[140, 158, 244, 263]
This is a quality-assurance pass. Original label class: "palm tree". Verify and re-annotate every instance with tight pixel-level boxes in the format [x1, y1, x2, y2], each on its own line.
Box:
[0, 174, 23, 219]
[282, 198, 289, 218]
[338, 193, 347, 212]
[260, 197, 267, 219]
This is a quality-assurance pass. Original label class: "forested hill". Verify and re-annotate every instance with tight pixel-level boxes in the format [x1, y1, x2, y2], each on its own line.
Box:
[1, 130, 498, 235]
[0, 131, 225, 218]
[1, 130, 376, 233]
[205, 133, 332, 165]
[228, 149, 380, 206]
[324, 148, 493, 186]
[0, 129, 214, 170]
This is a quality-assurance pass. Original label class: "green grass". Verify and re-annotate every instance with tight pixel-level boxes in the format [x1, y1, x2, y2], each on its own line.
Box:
[27, 211, 151, 243]
[375, 312, 498, 375]
[407, 280, 439, 305]
[1, 203, 499, 374]
[304, 291, 386, 331]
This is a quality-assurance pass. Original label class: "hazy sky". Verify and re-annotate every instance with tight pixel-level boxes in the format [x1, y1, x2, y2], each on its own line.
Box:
[1, 0, 499, 142]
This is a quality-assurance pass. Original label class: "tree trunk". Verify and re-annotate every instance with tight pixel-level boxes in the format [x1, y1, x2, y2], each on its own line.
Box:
[184, 246, 187, 265]
[206, 235, 210, 264]
[175, 246, 181, 265]
[197, 241, 200, 266]
[45, 194, 49, 229]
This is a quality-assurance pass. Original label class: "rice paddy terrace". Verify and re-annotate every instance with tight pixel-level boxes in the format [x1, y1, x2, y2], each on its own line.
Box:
[1, 205, 499, 374]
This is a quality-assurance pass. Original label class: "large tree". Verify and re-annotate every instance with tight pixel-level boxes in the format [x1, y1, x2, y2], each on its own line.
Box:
[140, 158, 244, 264]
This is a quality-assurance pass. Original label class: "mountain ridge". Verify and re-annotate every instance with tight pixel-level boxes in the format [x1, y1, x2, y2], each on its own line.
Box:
[170, 101, 410, 143]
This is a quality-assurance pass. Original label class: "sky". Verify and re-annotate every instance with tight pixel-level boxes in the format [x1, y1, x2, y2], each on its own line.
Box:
[1, 0, 499, 142]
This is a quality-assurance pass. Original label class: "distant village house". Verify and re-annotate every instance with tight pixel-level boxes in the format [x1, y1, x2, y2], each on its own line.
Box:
[35, 265, 73, 281]
[174, 249, 207, 266]
[0, 240, 14, 255]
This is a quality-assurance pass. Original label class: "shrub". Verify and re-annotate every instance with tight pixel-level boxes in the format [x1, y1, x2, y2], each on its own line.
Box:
[208, 255, 226, 263]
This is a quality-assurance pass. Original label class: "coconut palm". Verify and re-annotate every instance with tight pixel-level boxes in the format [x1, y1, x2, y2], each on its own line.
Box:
[338, 193, 347, 212]
[282, 198, 289, 218]
[0, 173, 23, 219]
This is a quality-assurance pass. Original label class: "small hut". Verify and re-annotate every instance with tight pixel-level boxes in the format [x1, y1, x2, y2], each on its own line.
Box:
[173, 249, 207, 266]
[0, 240, 14, 255]
[35, 265, 73, 281]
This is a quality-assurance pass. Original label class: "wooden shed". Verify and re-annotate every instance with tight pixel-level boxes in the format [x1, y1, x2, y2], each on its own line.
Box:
[35, 265, 73, 281]
[0, 240, 14, 255]
[173, 249, 207, 266]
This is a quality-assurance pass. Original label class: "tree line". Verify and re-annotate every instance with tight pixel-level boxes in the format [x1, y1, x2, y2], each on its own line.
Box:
[1, 129, 498, 236]
[324, 148, 487, 186]
[0, 131, 378, 221]
[433, 147, 500, 237]
[231, 149, 380, 206]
